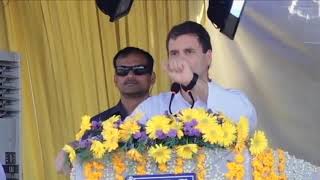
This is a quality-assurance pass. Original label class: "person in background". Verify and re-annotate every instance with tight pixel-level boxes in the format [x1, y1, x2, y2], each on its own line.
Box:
[55, 46, 156, 175]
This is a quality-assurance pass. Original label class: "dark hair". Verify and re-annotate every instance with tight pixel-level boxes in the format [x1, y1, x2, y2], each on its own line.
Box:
[166, 21, 212, 53]
[113, 47, 154, 72]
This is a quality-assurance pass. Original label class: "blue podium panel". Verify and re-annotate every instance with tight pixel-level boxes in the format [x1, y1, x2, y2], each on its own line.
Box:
[126, 173, 196, 180]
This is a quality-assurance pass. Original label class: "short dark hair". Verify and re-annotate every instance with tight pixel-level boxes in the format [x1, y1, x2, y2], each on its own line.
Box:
[166, 21, 212, 53]
[113, 47, 154, 72]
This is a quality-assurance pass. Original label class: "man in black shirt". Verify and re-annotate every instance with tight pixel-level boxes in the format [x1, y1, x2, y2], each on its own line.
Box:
[90, 46, 155, 122]
[56, 47, 155, 174]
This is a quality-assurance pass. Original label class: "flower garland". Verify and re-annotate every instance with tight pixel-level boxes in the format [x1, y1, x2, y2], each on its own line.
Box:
[277, 149, 287, 179]
[84, 161, 105, 180]
[112, 153, 126, 180]
[126, 149, 146, 175]
[197, 149, 206, 180]
[148, 144, 171, 172]
[158, 162, 168, 173]
[136, 158, 147, 175]
[225, 116, 249, 179]
[251, 148, 278, 179]
[251, 148, 287, 179]
[62, 144, 76, 163]
[225, 143, 246, 179]
[61, 109, 289, 179]
[174, 157, 184, 174]
[75, 115, 91, 141]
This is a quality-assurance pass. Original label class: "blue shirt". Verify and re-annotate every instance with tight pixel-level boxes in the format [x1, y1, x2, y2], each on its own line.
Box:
[133, 82, 257, 131]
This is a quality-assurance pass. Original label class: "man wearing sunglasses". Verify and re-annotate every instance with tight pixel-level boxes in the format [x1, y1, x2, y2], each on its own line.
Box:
[56, 46, 155, 175]
[91, 46, 156, 122]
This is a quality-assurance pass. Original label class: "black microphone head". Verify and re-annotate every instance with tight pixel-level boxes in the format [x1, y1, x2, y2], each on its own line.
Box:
[171, 83, 180, 94]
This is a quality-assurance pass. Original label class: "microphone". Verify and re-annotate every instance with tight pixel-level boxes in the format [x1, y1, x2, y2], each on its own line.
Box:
[169, 83, 180, 114]
[171, 82, 180, 93]
[168, 82, 196, 115]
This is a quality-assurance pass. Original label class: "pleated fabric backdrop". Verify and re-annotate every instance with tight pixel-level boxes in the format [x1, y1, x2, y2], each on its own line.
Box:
[0, 1, 205, 179]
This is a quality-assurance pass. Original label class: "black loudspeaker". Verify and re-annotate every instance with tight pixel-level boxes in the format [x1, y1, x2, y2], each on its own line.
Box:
[96, 0, 134, 22]
[220, 13, 240, 40]
[207, 0, 246, 40]
[207, 0, 233, 29]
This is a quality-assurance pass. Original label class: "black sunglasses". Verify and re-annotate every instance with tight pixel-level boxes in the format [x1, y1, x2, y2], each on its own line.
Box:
[115, 65, 151, 76]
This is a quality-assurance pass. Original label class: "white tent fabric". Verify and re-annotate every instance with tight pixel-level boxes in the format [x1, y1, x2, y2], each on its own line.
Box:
[206, 0, 320, 166]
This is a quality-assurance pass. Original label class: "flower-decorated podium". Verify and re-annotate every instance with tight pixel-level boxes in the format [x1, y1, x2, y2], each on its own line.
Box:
[64, 108, 320, 180]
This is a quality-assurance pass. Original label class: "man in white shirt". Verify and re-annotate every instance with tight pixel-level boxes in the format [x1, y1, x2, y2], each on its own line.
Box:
[134, 21, 257, 131]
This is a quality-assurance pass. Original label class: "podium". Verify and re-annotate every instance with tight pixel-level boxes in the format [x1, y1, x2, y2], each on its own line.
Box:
[70, 148, 320, 180]
[65, 110, 320, 179]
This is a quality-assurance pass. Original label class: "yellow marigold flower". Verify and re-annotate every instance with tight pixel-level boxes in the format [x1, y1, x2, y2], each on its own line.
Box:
[175, 157, 184, 174]
[118, 112, 143, 140]
[219, 121, 237, 147]
[104, 140, 119, 153]
[195, 112, 218, 133]
[178, 108, 204, 123]
[101, 127, 119, 140]
[159, 162, 168, 172]
[237, 116, 249, 141]
[234, 142, 246, 153]
[119, 119, 140, 141]
[277, 149, 287, 177]
[84, 161, 105, 180]
[169, 120, 184, 139]
[80, 115, 91, 130]
[225, 162, 245, 179]
[75, 130, 85, 141]
[119, 131, 131, 142]
[112, 154, 126, 179]
[127, 149, 143, 162]
[146, 115, 171, 139]
[252, 159, 263, 169]
[90, 140, 106, 159]
[62, 144, 76, 162]
[176, 144, 198, 159]
[75, 115, 91, 140]
[197, 152, 206, 180]
[137, 163, 147, 175]
[235, 154, 245, 163]
[102, 115, 120, 129]
[249, 131, 268, 155]
[102, 129, 119, 152]
[202, 124, 223, 144]
[148, 144, 171, 164]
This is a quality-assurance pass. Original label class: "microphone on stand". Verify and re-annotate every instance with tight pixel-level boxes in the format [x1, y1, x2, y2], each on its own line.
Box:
[169, 83, 180, 115]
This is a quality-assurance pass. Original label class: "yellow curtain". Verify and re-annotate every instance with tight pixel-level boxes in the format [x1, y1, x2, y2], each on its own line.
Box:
[1, 0, 205, 179]
[0, 2, 8, 50]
